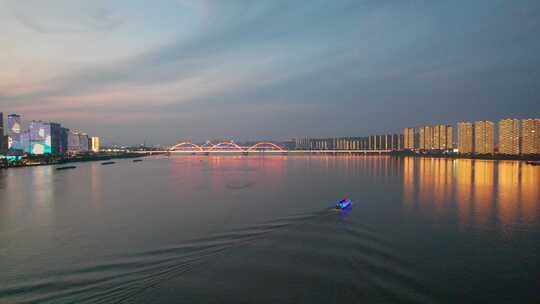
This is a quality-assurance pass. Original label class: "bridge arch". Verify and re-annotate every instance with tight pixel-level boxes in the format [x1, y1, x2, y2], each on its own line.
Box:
[207, 141, 245, 152]
[169, 142, 204, 151]
[247, 142, 285, 152]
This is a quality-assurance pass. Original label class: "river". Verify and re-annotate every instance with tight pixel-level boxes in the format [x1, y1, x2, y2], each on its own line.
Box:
[0, 155, 538, 303]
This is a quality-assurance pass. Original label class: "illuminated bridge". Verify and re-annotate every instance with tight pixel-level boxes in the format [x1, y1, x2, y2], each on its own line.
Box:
[169, 141, 286, 153]
[161, 141, 391, 154]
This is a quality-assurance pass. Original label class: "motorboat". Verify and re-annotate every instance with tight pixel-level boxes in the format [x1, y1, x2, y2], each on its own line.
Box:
[335, 198, 352, 210]
[56, 166, 77, 171]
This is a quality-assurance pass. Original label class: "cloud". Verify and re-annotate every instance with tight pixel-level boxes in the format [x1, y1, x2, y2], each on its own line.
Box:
[1, 0, 539, 144]
[2, 1, 359, 111]
[8, 0, 122, 34]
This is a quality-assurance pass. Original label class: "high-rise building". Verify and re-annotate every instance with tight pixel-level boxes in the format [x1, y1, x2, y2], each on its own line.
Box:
[0, 112, 3, 152]
[474, 120, 494, 154]
[29, 121, 52, 155]
[376, 135, 382, 150]
[50, 122, 62, 155]
[419, 127, 425, 150]
[67, 131, 90, 153]
[418, 126, 434, 150]
[432, 125, 453, 150]
[90, 136, 100, 153]
[498, 119, 520, 155]
[68, 130, 81, 154]
[403, 128, 415, 150]
[391, 134, 401, 151]
[79, 133, 89, 152]
[2, 136, 7, 153]
[521, 118, 540, 155]
[446, 126, 454, 150]
[88, 137, 93, 152]
[60, 127, 69, 154]
[21, 131, 31, 154]
[457, 122, 474, 154]
[295, 137, 310, 150]
[7, 114, 22, 151]
[425, 126, 433, 150]
[433, 126, 441, 149]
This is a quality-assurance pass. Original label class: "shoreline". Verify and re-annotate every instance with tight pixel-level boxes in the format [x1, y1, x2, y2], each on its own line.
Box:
[165, 151, 540, 162]
[2, 151, 539, 169]
[0, 152, 159, 169]
[388, 151, 540, 162]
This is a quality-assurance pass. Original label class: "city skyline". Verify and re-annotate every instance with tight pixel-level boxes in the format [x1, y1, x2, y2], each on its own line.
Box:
[1, 110, 539, 152]
[1, 1, 540, 144]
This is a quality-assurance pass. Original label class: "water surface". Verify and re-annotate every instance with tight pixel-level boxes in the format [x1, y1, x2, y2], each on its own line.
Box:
[0, 156, 538, 303]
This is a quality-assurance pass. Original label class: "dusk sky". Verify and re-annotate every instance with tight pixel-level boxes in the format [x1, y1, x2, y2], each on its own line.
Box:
[1, 0, 540, 145]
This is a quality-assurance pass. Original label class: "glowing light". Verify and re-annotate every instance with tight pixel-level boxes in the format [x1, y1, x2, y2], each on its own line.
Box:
[336, 198, 352, 209]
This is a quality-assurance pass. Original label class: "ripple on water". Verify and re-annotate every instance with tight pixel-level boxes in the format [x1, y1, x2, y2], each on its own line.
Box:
[0, 209, 434, 304]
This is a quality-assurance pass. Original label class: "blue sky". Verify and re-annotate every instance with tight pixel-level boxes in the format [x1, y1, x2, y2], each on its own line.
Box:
[1, 0, 539, 145]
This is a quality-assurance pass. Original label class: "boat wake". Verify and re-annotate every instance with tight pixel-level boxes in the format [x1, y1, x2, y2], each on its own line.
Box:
[0, 209, 435, 303]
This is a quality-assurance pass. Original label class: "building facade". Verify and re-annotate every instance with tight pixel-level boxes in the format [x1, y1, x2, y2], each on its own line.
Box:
[474, 120, 494, 154]
[293, 135, 402, 151]
[21, 131, 31, 153]
[418, 126, 433, 150]
[447, 126, 454, 150]
[521, 118, 540, 155]
[417, 125, 453, 151]
[50, 122, 62, 155]
[433, 126, 440, 149]
[439, 125, 452, 150]
[90, 137, 100, 153]
[457, 122, 474, 154]
[68, 130, 81, 154]
[79, 133, 89, 152]
[403, 128, 415, 150]
[29, 121, 52, 155]
[0, 112, 3, 153]
[418, 127, 425, 150]
[295, 137, 310, 150]
[498, 118, 520, 155]
[7, 114, 22, 151]
[60, 127, 69, 155]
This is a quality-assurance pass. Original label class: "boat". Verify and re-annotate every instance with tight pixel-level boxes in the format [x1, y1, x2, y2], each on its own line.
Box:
[101, 161, 116, 165]
[56, 165, 77, 171]
[132, 159, 143, 162]
[335, 198, 352, 210]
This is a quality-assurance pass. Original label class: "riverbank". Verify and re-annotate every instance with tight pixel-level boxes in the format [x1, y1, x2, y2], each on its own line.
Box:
[3, 151, 539, 169]
[388, 151, 540, 162]
[0, 152, 163, 169]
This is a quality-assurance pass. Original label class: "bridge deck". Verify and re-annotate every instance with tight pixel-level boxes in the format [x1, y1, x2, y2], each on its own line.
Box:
[138, 150, 392, 153]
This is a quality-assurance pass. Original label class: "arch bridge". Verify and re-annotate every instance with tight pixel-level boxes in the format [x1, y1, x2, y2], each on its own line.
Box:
[169, 141, 287, 153]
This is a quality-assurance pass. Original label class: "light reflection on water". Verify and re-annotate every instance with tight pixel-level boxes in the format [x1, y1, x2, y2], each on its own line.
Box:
[403, 157, 540, 235]
[0, 156, 538, 303]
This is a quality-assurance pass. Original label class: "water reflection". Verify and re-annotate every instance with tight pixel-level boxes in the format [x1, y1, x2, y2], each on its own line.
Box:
[521, 165, 540, 226]
[90, 164, 103, 208]
[168, 155, 287, 197]
[403, 157, 415, 207]
[403, 157, 540, 234]
[473, 161, 494, 227]
[497, 162, 520, 231]
[0, 156, 538, 303]
[29, 167, 56, 236]
[339, 205, 353, 220]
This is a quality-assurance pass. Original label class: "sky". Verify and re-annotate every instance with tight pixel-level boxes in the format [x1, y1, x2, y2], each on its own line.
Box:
[1, 0, 540, 145]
